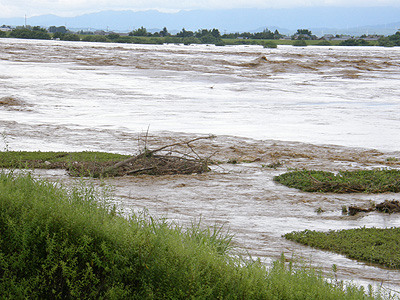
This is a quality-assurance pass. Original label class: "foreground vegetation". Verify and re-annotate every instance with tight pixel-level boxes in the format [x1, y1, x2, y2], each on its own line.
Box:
[284, 227, 400, 269]
[274, 169, 400, 193]
[0, 172, 385, 299]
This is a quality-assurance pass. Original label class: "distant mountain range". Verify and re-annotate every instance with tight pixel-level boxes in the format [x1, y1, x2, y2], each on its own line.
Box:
[1, 7, 400, 36]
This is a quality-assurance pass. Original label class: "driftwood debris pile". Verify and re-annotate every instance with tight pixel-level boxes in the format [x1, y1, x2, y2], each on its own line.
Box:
[67, 136, 214, 178]
[347, 200, 400, 216]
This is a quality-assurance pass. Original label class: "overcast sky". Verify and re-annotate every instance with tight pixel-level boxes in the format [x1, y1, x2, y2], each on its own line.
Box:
[1, 0, 399, 18]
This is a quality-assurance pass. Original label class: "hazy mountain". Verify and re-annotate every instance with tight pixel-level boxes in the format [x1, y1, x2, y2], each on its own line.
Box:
[1, 7, 400, 36]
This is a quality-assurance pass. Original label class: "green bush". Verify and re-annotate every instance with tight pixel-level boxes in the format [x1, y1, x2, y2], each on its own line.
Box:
[82, 35, 110, 43]
[61, 33, 81, 41]
[0, 172, 384, 299]
[293, 40, 307, 47]
[263, 41, 278, 48]
[339, 39, 370, 46]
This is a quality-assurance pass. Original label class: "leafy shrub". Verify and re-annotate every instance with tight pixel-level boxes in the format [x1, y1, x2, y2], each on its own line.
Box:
[339, 39, 370, 46]
[293, 40, 307, 47]
[82, 35, 109, 42]
[263, 41, 278, 48]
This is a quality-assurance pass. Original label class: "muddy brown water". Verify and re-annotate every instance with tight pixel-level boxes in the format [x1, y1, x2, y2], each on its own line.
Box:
[33, 134, 400, 294]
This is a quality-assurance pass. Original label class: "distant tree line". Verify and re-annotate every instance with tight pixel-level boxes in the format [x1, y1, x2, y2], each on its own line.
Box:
[378, 31, 400, 47]
[9, 26, 51, 40]
[2, 25, 400, 48]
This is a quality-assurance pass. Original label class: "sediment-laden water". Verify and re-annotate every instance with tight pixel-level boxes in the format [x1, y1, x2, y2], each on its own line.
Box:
[1, 38, 400, 294]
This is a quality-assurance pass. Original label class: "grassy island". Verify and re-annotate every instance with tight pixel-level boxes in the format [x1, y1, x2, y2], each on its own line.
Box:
[274, 169, 400, 193]
[284, 227, 400, 269]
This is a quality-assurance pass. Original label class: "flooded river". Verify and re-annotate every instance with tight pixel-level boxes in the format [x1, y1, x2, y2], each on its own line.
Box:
[1, 38, 400, 294]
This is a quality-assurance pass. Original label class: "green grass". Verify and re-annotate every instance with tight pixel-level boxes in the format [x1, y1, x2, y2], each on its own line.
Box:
[274, 169, 400, 193]
[284, 227, 400, 269]
[0, 171, 386, 299]
[0, 151, 129, 169]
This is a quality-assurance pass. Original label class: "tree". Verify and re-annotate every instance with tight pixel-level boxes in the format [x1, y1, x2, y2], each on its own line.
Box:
[159, 27, 169, 37]
[48, 26, 67, 34]
[129, 26, 148, 37]
[61, 33, 80, 41]
[296, 29, 312, 36]
[200, 34, 217, 44]
[107, 33, 120, 40]
[177, 28, 193, 38]
[293, 29, 316, 40]
[211, 28, 221, 38]
[274, 29, 282, 39]
[10, 28, 51, 40]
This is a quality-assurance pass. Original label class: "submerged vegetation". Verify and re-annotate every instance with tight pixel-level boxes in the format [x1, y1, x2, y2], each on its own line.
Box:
[0, 151, 129, 169]
[284, 227, 400, 269]
[0, 172, 387, 299]
[0, 142, 210, 177]
[274, 169, 400, 193]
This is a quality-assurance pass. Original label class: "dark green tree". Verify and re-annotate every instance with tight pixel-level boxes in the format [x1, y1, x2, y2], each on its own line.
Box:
[159, 27, 169, 37]
[211, 28, 221, 38]
[176, 28, 194, 38]
[130, 26, 148, 36]
[48, 26, 67, 34]
[10, 28, 51, 40]
[107, 33, 120, 40]
[61, 33, 80, 41]
[296, 29, 312, 35]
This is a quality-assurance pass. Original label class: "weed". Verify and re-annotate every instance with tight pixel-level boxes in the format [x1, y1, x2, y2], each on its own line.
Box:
[227, 158, 239, 164]
[262, 161, 283, 169]
[386, 157, 399, 162]
[1, 131, 9, 152]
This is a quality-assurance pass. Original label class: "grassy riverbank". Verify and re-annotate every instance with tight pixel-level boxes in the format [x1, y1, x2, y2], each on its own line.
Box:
[0, 171, 384, 299]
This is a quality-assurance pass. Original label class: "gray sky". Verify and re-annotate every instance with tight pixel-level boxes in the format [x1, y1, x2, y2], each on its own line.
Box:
[1, 0, 399, 18]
